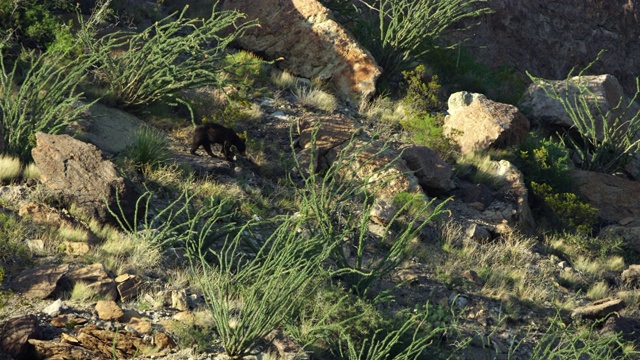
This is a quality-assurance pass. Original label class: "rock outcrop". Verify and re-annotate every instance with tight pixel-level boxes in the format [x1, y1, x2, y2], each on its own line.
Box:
[519, 74, 639, 133]
[450, 0, 640, 95]
[571, 170, 640, 225]
[401, 145, 454, 195]
[31, 132, 139, 225]
[222, 0, 381, 103]
[444, 92, 530, 154]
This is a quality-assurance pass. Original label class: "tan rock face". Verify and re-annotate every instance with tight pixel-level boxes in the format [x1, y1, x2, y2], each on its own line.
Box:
[222, 0, 381, 103]
[444, 92, 530, 155]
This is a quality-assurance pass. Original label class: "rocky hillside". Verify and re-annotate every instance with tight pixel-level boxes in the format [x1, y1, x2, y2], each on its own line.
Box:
[450, 0, 640, 94]
[1, 1, 640, 359]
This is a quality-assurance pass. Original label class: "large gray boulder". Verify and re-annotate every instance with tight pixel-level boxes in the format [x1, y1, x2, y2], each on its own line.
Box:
[31, 132, 139, 225]
[222, 0, 381, 103]
[519, 74, 640, 134]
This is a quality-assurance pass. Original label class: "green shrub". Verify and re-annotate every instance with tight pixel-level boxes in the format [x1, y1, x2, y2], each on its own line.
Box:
[396, 67, 457, 158]
[337, 302, 453, 360]
[0, 47, 95, 162]
[122, 126, 170, 171]
[516, 133, 573, 193]
[530, 182, 598, 235]
[0, 0, 74, 48]
[79, 2, 257, 109]
[401, 64, 443, 113]
[220, 50, 271, 99]
[188, 213, 333, 359]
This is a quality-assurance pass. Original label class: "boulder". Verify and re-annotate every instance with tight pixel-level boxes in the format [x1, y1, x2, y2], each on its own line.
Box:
[222, 0, 381, 103]
[66, 103, 148, 155]
[296, 114, 360, 173]
[75, 324, 146, 359]
[519, 74, 640, 135]
[571, 297, 625, 320]
[400, 145, 454, 195]
[31, 132, 139, 225]
[10, 264, 71, 299]
[115, 274, 143, 303]
[444, 92, 530, 155]
[572, 170, 640, 224]
[95, 300, 124, 321]
[0, 315, 41, 359]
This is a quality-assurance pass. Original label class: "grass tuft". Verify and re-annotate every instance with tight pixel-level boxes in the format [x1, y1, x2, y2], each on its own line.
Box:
[0, 155, 22, 183]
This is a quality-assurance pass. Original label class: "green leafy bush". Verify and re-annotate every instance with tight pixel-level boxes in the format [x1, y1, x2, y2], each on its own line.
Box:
[397, 66, 457, 158]
[79, 2, 257, 109]
[0, 0, 74, 48]
[516, 133, 573, 193]
[530, 182, 598, 235]
[401, 65, 443, 112]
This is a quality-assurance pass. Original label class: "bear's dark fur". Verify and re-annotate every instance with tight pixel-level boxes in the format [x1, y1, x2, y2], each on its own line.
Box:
[190, 122, 246, 161]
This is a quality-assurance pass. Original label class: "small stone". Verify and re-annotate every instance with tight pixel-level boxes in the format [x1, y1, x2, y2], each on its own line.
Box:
[43, 299, 64, 317]
[154, 332, 177, 350]
[64, 241, 90, 256]
[95, 300, 124, 321]
[127, 317, 152, 335]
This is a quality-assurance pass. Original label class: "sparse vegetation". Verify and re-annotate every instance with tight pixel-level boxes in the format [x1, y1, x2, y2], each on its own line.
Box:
[0, 155, 22, 183]
[78, 0, 257, 109]
[337, 0, 492, 91]
[0, 1, 638, 359]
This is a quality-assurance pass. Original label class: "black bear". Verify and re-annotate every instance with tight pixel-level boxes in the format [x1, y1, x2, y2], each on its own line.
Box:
[190, 122, 246, 161]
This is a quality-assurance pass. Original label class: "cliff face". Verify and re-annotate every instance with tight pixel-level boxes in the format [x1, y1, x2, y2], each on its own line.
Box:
[452, 0, 640, 94]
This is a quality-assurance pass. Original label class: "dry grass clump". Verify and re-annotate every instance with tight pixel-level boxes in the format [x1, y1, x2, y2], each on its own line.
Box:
[0, 155, 22, 182]
[293, 86, 337, 112]
[271, 69, 298, 91]
[95, 231, 162, 276]
[70, 281, 99, 302]
[427, 221, 557, 308]
[58, 226, 90, 243]
[22, 163, 40, 179]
